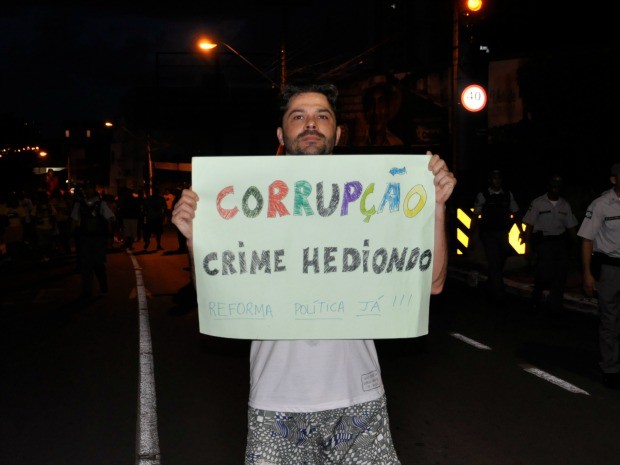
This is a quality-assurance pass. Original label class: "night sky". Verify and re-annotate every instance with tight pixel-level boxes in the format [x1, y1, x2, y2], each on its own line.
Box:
[0, 1, 617, 139]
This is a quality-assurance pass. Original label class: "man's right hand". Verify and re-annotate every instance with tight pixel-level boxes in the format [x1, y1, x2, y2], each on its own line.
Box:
[582, 270, 597, 298]
[171, 188, 198, 249]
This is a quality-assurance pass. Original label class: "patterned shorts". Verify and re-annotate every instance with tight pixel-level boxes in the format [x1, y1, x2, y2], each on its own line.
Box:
[245, 394, 401, 465]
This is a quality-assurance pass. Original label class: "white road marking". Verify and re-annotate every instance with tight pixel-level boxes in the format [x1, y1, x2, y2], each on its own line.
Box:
[451, 331, 590, 395]
[130, 254, 161, 465]
[450, 332, 492, 350]
[520, 364, 590, 395]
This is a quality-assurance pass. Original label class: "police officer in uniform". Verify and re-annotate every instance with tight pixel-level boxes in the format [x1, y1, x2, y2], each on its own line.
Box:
[578, 162, 620, 389]
[522, 174, 578, 315]
[471, 169, 523, 305]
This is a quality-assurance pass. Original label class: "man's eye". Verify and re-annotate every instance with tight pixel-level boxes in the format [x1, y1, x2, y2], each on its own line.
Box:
[293, 115, 304, 120]
[318, 115, 328, 120]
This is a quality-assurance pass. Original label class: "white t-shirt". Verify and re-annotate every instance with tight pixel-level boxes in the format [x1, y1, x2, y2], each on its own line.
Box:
[248, 339, 384, 413]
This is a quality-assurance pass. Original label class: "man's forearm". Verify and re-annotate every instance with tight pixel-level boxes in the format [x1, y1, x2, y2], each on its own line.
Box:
[581, 239, 593, 275]
[431, 204, 448, 294]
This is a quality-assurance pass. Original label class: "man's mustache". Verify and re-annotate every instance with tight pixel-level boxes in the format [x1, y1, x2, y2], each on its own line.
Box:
[297, 130, 325, 140]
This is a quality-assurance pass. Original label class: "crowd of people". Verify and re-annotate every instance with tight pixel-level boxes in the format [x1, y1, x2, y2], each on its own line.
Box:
[0, 177, 189, 269]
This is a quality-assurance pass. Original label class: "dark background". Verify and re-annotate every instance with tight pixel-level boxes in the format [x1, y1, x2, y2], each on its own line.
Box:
[1, 1, 619, 206]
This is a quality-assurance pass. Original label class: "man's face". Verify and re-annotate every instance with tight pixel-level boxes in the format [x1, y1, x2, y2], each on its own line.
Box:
[277, 92, 341, 155]
[489, 173, 502, 189]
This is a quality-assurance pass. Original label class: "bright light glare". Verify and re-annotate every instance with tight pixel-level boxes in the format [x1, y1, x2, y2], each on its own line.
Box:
[198, 40, 217, 51]
[467, 0, 482, 12]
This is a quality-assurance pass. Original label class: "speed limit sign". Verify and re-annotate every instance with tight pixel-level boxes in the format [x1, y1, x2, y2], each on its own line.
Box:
[461, 84, 487, 112]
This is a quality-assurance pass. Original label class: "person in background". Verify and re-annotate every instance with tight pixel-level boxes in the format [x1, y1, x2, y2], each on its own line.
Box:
[0, 190, 11, 263]
[577, 162, 620, 389]
[135, 188, 147, 243]
[0, 191, 27, 261]
[142, 187, 167, 252]
[522, 174, 578, 316]
[32, 190, 57, 262]
[172, 186, 188, 253]
[359, 82, 403, 147]
[70, 182, 115, 298]
[71, 185, 85, 271]
[117, 187, 141, 250]
[162, 187, 175, 225]
[172, 81, 457, 464]
[45, 168, 59, 198]
[50, 189, 73, 256]
[470, 169, 524, 306]
[18, 189, 35, 248]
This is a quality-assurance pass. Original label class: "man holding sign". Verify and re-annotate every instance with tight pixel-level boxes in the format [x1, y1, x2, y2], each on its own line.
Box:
[172, 81, 456, 464]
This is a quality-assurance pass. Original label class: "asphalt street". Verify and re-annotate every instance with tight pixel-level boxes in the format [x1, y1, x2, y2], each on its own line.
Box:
[2, 225, 619, 465]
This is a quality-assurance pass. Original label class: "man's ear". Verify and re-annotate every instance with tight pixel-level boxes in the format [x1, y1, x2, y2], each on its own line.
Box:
[276, 127, 284, 146]
[335, 125, 342, 145]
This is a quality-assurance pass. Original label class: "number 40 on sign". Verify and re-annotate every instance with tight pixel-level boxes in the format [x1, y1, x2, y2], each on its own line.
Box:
[461, 84, 487, 112]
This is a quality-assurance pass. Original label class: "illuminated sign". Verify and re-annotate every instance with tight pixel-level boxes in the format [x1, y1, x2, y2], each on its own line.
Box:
[461, 84, 487, 112]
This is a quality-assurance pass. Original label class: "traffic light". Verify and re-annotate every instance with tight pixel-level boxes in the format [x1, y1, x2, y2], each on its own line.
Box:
[466, 0, 482, 13]
[459, 0, 488, 84]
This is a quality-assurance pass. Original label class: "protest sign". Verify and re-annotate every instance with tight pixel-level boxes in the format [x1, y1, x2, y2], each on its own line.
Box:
[192, 154, 435, 339]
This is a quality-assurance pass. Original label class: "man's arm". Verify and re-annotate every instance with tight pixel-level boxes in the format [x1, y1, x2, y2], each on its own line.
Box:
[427, 153, 456, 295]
[581, 237, 596, 297]
[171, 188, 199, 285]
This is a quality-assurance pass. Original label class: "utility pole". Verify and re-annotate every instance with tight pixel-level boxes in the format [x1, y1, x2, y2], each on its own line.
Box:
[279, 4, 288, 91]
[450, 0, 460, 174]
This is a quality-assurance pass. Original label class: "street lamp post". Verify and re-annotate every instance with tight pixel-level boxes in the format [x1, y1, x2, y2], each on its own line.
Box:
[196, 39, 281, 90]
[450, 0, 460, 174]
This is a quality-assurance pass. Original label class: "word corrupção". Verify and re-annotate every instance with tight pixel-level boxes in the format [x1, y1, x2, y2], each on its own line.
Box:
[216, 180, 428, 223]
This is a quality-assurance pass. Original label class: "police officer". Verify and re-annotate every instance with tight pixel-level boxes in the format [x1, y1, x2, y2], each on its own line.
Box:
[522, 174, 578, 315]
[578, 162, 620, 389]
[471, 169, 523, 305]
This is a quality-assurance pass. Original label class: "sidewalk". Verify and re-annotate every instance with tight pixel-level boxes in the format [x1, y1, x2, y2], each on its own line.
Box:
[448, 245, 599, 315]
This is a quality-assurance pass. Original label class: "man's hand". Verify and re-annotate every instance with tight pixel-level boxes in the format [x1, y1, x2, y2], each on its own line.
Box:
[582, 272, 596, 298]
[171, 188, 199, 249]
[427, 152, 456, 205]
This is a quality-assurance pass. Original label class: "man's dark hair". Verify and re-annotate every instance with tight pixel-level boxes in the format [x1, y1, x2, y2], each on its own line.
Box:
[278, 81, 338, 118]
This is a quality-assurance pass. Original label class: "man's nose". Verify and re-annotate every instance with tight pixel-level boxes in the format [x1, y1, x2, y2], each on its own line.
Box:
[305, 117, 317, 129]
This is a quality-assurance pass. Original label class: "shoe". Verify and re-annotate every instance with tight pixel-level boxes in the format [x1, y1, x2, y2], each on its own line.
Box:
[602, 372, 620, 389]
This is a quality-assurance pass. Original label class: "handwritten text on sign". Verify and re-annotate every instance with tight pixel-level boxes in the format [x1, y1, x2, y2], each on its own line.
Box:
[191, 154, 435, 340]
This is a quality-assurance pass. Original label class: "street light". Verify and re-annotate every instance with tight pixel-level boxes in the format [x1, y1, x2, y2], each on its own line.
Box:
[105, 121, 152, 196]
[196, 39, 281, 90]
